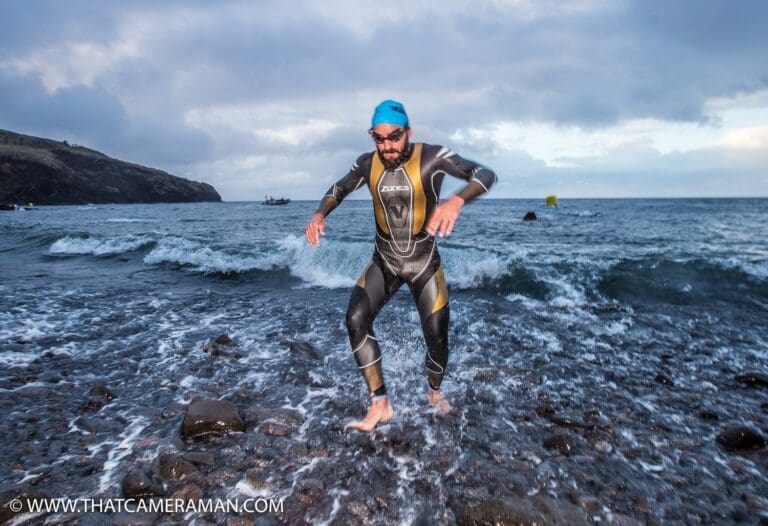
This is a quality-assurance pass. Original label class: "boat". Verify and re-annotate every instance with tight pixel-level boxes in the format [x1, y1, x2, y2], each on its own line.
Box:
[261, 195, 291, 206]
[1, 202, 37, 211]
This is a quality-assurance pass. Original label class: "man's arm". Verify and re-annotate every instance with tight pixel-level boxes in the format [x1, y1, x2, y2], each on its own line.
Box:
[426, 148, 497, 237]
[305, 154, 369, 247]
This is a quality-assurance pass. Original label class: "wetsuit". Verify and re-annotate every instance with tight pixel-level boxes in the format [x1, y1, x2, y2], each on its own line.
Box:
[316, 143, 496, 396]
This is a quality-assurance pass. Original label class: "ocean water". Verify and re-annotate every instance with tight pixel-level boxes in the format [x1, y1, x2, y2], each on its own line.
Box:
[1, 198, 767, 524]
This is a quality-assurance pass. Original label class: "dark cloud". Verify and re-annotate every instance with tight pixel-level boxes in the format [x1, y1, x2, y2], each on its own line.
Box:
[1, 1, 766, 198]
[0, 69, 213, 169]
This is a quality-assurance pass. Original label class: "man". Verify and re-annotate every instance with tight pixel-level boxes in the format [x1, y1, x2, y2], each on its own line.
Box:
[305, 100, 496, 432]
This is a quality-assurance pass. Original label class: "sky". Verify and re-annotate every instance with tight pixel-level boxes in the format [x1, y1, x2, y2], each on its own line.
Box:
[1, 0, 767, 200]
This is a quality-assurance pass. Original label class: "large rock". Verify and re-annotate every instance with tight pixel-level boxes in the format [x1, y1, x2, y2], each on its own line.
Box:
[735, 371, 768, 387]
[455, 495, 592, 525]
[0, 129, 220, 205]
[716, 425, 766, 451]
[289, 340, 321, 361]
[181, 398, 245, 439]
[121, 468, 164, 498]
[202, 334, 237, 356]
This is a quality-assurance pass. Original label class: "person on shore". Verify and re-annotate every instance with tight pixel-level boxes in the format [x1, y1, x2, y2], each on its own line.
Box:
[305, 100, 497, 431]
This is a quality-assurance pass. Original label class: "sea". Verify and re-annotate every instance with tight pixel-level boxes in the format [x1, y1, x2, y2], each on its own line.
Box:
[1, 198, 767, 525]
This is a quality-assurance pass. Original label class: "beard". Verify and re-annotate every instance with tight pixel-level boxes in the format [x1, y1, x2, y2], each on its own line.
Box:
[377, 139, 413, 170]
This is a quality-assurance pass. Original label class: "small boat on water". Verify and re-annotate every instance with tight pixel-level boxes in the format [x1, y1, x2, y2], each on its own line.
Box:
[1, 203, 37, 211]
[262, 195, 291, 206]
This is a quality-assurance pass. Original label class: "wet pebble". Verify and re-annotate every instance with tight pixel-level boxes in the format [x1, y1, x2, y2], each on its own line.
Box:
[609, 513, 643, 525]
[575, 495, 602, 515]
[698, 408, 720, 421]
[169, 483, 203, 502]
[244, 406, 304, 431]
[536, 403, 556, 417]
[203, 333, 237, 356]
[543, 433, 577, 455]
[74, 416, 102, 433]
[584, 409, 611, 427]
[89, 383, 118, 401]
[112, 511, 159, 525]
[180, 398, 245, 439]
[346, 500, 374, 524]
[38, 371, 62, 383]
[654, 372, 675, 387]
[593, 439, 613, 454]
[78, 398, 105, 413]
[297, 477, 324, 495]
[287, 441, 308, 459]
[121, 468, 164, 498]
[716, 425, 767, 451]
[257, 422, 293, 436]
[245, 468, 277, 491]
[288, 340, 320, 360]
[455, 495, 591, 525]
[735, 371, 768, 388]
[182, 451, 216, 466]
[157, 453, 199, 482]
[549, 414, 584, 428]
[207, 467, 240, 487]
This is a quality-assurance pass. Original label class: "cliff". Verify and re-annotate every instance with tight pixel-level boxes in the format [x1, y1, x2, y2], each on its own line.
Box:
[0, 129, 221, 205]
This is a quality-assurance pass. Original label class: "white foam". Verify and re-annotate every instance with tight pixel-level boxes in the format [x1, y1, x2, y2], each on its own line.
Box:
[234, 479, 276, 498]
[50, 235, 153, 256]
[527, 328, 562, 353]
[723, 257, 768, 280]
[16, 318, 52, 342]
[94, 417, 150, 494]
[143, 237, 264, 273]
[505, 294, 541, 309]
[103, 218, 155, 223]
[310, 489, 350, 526]
[441, 243, 528, 289]
[278, 235, 365, 288]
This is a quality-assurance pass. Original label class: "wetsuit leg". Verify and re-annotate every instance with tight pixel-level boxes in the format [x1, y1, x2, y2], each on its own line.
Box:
[409, 253, 450, 390]
[346, 254, 403, 396]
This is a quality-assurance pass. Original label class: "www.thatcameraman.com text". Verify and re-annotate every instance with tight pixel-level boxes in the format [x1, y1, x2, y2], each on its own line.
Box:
[6, 497, 284, 515]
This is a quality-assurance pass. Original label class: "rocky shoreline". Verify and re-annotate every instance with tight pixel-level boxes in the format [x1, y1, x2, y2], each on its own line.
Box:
[3, 332, 767, 525]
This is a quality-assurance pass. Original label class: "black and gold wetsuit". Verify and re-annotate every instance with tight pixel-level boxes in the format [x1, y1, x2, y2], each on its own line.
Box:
[316, 143, 496, 396]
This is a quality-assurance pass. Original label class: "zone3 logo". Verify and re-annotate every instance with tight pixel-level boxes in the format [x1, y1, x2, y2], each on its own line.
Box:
[380, 185, 410, 192]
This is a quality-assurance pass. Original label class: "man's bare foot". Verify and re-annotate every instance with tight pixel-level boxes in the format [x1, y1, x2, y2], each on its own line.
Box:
[427, 388, 452, 414]
[346, 397, 394, 432]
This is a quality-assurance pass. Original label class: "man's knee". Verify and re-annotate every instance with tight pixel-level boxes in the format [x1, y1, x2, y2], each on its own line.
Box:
[346, 289, 372, 334]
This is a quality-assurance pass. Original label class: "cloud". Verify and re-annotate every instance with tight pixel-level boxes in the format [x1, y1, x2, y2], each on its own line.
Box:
[1, 0, 766, 199]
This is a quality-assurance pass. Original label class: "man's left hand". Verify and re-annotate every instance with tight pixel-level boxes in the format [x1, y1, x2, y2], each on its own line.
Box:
[426, 195, 465, 237]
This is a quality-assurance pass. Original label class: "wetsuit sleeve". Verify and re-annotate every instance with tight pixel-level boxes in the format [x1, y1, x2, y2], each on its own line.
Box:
[315, 154, 369, 217]
[435, 147, 497, 202]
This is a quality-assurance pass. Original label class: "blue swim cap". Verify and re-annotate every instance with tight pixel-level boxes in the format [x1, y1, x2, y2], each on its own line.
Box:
[371, 99, 409, 128]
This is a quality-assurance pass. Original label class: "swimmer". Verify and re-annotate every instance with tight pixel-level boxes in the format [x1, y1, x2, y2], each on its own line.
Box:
[305, 100, 497, 432]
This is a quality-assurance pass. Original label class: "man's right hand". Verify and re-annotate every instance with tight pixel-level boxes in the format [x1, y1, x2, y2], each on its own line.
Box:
[305, 213, 326, 247]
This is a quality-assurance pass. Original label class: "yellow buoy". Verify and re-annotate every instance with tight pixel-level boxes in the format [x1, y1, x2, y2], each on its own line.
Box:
[545, 195, 558, 208]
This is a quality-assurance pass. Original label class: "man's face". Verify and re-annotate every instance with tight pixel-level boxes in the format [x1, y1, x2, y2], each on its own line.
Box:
[371, 123, 412, 169]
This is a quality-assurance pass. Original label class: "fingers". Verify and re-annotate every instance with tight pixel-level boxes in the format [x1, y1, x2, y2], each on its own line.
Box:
[426, 207, 458, 238]
[305, 224, 320, 247]
[305, 216, 327, 247]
